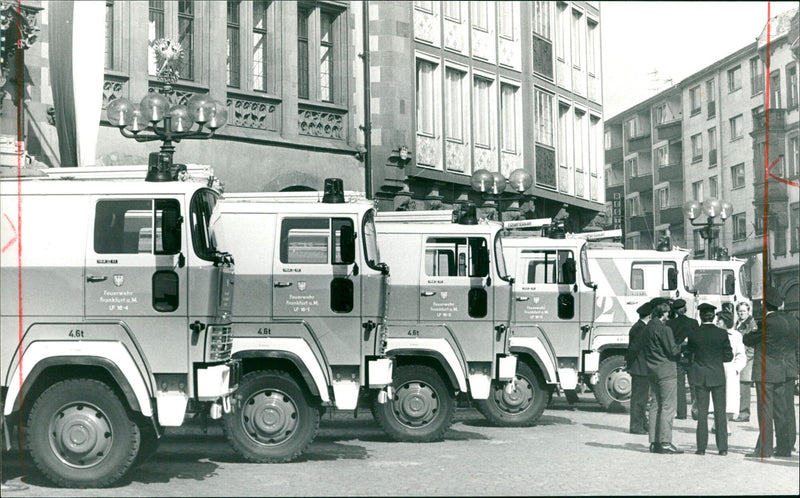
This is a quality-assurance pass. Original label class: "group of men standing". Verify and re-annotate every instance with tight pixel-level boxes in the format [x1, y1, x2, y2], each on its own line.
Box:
[626, 288, 798, 457]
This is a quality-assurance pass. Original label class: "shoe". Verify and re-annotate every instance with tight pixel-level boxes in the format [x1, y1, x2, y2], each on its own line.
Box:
[774, 450, 792, 457]
[733, 415, 749, 422]
[745, 452, 772, 458]
[630, 429, 648, 435]
[695, 450, 705, 455]
[649, 443, 662, 454]
[719, 451, 728, 456]
[675, 415, 687, 420]
[660, 443, 684, 454]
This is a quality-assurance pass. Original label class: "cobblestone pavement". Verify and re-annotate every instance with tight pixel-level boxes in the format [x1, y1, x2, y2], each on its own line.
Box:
[2, 393, 798, 496]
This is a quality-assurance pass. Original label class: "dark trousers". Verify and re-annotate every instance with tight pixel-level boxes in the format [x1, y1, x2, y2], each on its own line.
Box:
[753, 380, 790, 456]
[648, 375, 676, 444]
[777, 380, 796, 453]
[676, 363, 689, 419]
[630, 375, 649, 433]
[739, 381, 751, 418]
[695, 384, 727, 452]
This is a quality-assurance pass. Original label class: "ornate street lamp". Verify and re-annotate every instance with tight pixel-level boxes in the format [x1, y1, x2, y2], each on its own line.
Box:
[683, 198, 733, 260]
[469, 168, 533, 221]
[104, 38, 228, 181]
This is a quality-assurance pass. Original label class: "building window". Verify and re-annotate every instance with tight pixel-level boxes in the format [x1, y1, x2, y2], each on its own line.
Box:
[555, 2, 568, 62]
[691, 133, 702, 162]
[443, 1, 460, 21]
[625, 118, 637, 139]
[297, 7, 309, 98]
[532, 1, 553, 79]
[706, 79, 715, 117]
[532, 1, 551, 39]
[658, 187, 669, 209]
[731, 163, 745, 189]
[788, 134, 799, 178]
[319, 12, 334, 102]
[728, 65, 742, 92]
[750, 57, 764, 95]
[692, 180, 703, 201]
[587, 18, 598, 76]
[604, 130, 611, 150]
[708, 127, 717, 166]
[626, 157, 638, 178]
[689, 85, 701, 115]
[559, 103, 570, 168]
[791, 203, 799, 252]
[626, 197, 640, 217]
[729, 114, 743, 140]
[474, 77, 493, 147]
[176, 1, 195, 80]
[709, 175, 718, 198]
[445, 68, 466, 142]
[148, 1, 165, 76]
[732, 213, 747, 240]
[104, 1, 114, 70]
[472, 1, 488, 31]
[226, 1, 240, 87]
[655, 145, 668, 167]
[570, 9, 582, 69]
[416, 59, 437, 136]
[770, 70, 781, 109]
[500, 83, 519, 153]
[534, 89, 553, 146]
[774, 226, 787, 257]
[654, 104, 666, 125]
[788, 63, 798, 109]
[297, 5, 342, 103]
[498, 1, 514, 39]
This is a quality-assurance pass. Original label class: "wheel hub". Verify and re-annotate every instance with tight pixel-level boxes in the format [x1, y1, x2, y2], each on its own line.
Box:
[496, 376, 534, 413]
[242, 389, 298, 446]
[49, 403, 112, 468]
[607, 368, 632, 400]
[394, 381, 438, 427]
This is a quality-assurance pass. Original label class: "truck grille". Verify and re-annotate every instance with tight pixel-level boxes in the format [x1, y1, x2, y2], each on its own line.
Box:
[208, 325, 233, 361]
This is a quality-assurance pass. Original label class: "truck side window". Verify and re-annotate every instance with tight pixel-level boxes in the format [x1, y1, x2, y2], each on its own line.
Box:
[630, 268, 644, 290]
[662, 262, 678, 291]
[281, 218, 329, 263]
[522, 250, 574, 284]
[95, 199, 179, 255]
[424, 238, 488, 277]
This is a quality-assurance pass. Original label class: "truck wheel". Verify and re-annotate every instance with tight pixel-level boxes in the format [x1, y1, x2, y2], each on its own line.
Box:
[371, 365, 455, 442]
[593, 355, 632, 412]
[134, 419, 160, 465]
[222, 370, 320, 463]
[26, 378, 140, 488]
[475, 362, 547, 427]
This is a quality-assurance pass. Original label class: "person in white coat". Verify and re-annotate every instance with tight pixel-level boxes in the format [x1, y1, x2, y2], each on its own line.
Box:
[710, 310, 747, 435]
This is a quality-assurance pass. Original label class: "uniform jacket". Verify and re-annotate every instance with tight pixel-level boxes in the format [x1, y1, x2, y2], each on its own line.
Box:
[743, 311, 796, 383]
[645, 319, 681, 379]
[687, 322, 733, 387]
[666, 313, 700, 345]
[626, 319, 649, 377]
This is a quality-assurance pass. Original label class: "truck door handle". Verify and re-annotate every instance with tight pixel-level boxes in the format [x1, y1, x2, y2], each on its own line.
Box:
[86, 275, 107, 283]
[516, 296, 530, 301]
[274, 282, 293, 288]
[626, 301, 636, 305]
[421, 291, 436, 297]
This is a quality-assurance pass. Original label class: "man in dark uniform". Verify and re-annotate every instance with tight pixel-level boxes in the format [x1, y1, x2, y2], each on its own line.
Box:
[666, 299, 699, 420]
[743, 287, 797, 458]
[687, 302, 732, 455]
[645, 298, 683, 454]
[627, 301, 653, 434]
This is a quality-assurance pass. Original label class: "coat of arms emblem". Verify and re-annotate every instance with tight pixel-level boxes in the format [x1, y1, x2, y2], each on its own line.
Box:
[113, 274, 124, 287]
[297, 281, 307, 292]
[440, 291, 448, 299]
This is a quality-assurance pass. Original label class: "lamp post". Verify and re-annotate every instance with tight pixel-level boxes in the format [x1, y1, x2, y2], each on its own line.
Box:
[104, 38, 228, 180]
[469, 168, 533, 221]
[682, 198, 733, 260]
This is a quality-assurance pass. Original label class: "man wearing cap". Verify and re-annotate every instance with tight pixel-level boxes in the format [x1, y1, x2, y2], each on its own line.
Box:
[687, 303, 733, 455]
[645, 298, 683, 454]
[666, 299, 699, 420]
[743, 287, 798, 458]
[627, 301, 653, 434]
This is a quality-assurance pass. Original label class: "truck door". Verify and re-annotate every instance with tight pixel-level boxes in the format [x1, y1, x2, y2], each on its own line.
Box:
[420, 236, 493, 362]
[514, 248, 580, 359]
[85, 196, 188, 373]
[272, 216, 361, 366]
[627, 261, 665, 316]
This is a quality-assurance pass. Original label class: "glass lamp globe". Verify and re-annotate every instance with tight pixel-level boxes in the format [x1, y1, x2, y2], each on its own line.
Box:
[187, 94, 215, 125]
[683, 200, 702, 220]
[106, 98, 134, 127]
[169, 105, 195, 132]
[140, 93, 170, 123]
[490, 172, 507, 195]
[508, 168, 533, 193]
[702, 198, 722, 218]
[125, 108, 147, 133]
[206, 100, 229, 130]
[719, 200, 733, 220]
[471, 169, 493, 193]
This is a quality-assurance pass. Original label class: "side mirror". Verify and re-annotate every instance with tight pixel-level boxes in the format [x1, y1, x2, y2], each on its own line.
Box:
[562, 259, 577, 285]
[339, 224, 356, 264]
[666, 267, 678, 290]
[159, 207, 182, 255]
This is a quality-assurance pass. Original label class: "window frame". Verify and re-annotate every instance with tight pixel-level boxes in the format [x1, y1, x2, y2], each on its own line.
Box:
[728, 65, 742, 93]
[691, 133, 703, 162]
[732, 212, 747, 241]
[729, 114, 743, 141]
[689, 85, 701, 115]
[731, 163, 745, 189]
[296, 3, 346, 105]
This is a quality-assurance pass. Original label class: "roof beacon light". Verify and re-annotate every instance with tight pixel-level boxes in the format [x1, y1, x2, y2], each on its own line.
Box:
[322, 178, 345, 203]
[146, 151, 174, 182]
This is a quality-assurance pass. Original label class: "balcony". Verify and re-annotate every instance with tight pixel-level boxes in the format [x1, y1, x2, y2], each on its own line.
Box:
[655, 119, 681, 142]
[627, 132, 652, 154]
[605, 145, 623, 165]
[658, 206, 684, 226]
[657, 162, 682, 183]
[628, 173, 653, 193]
[751, 108, 786, 134]
[629, 214, 652, 233]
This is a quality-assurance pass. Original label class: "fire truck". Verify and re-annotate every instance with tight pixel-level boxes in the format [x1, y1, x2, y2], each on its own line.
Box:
[212, 180, 393, 462]
[0, 157, 238, 487]
[688, 257, 752, 314]
[375, 207, 519, 433]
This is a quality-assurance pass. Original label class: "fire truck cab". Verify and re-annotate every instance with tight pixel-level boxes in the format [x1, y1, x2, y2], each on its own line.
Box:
[376, 208, 518, 434]
[0, 162, 238, 488]
[212, 180, 393, 462]
[688, 257, 752, 314]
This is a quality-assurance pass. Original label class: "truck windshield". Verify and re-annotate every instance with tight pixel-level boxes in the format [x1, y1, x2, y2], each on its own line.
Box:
[362, 210, 383, 271]
[190, 188, 219, 261]
[739, 265, 751, 298]
[693, 269, 736, 296]
[494, 233, 511, 281]
[682, 257, 696, 293]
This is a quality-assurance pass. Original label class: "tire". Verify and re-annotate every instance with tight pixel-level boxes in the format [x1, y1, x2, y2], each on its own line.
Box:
[475, 362, 548, 427]
[134, 419, 160, 465]
[26, 378, 140, 488]
[593, 355, 632, 412]
[371, 365, 455, 442]
[222, 370, 320, 463]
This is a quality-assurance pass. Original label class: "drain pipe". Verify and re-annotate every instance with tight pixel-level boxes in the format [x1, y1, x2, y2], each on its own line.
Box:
[361, 0, 373, 199]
